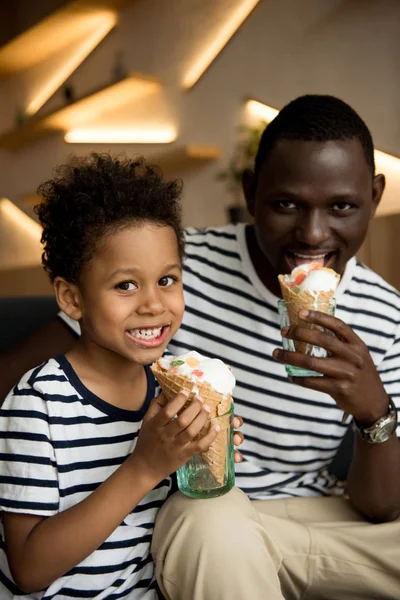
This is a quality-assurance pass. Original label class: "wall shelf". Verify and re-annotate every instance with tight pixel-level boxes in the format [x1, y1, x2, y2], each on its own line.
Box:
[0, 74, 161, 150]
[150, 144, 222, 173]
[0, 0, 130, 76]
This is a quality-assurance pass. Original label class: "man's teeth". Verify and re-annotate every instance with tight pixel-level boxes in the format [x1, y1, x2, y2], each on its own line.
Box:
[294, 253, 327, 259]
[130, 327, 162, 340]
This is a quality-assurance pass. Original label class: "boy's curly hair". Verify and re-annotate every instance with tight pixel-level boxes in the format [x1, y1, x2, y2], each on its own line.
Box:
[35, 153, 184, 283]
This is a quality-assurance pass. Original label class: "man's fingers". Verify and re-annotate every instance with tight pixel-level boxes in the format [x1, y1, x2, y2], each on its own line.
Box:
[298, 310, 358, 343]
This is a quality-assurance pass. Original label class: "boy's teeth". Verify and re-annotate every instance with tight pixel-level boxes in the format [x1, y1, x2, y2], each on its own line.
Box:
[131, 327, 162, 340]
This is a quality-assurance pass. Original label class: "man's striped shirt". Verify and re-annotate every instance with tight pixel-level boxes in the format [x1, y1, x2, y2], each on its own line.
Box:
[0, 356, 168, 599]
[59, 224, 400, 500]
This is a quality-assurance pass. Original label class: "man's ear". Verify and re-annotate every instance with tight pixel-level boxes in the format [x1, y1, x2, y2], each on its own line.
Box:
[54, 277, 83, 321]
[242, 169, 256, 217]
[371, 174, 385, 218]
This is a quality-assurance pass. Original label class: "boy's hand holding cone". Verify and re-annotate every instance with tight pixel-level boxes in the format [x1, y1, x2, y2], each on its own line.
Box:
[151, 351, 235, 485]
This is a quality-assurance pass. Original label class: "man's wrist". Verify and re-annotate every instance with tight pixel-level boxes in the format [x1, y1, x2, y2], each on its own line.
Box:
[353, 394, 391, 427]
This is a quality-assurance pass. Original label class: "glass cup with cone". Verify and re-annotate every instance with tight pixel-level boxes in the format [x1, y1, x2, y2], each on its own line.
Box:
[277, 297, 336, 377]
[150, 363, 235, 498]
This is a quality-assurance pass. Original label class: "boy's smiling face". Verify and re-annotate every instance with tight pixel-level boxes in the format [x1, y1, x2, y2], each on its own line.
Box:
[73, 221, 184, 365]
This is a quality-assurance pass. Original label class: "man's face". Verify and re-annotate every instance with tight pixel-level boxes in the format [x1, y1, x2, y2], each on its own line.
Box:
[246, 139, 384, 278]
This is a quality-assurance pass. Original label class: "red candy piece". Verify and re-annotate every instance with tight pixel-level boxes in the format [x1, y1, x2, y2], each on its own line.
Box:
[192, 370, 204, 378]
[294, 273, 306, 286]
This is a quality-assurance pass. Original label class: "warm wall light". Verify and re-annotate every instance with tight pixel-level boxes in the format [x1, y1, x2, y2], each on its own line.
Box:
[0, 198, 43, 270]
[26, 15, 116, 115]
[64, 127, 178, 144]
[245, 99, 279, 123]
[183, 0, 260, 89]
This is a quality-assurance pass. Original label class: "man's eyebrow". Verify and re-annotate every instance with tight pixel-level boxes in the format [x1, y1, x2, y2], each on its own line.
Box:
[108, 264, 181, 279]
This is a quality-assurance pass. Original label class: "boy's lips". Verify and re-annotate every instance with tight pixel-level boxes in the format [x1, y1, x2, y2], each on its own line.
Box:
[125, 325, 170, 348]
[285, 250, 336, 271]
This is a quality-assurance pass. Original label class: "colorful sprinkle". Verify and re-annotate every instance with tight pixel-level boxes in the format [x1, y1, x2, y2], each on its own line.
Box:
[171, 360, 184, 366]
[192, 370, 204, 378]
[186, 357, 200, 367]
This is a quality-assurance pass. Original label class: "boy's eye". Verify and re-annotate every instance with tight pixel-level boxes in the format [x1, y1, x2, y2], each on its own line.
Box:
[332, 202, 353, 212]
[159, 276, 177, 287]
[117, 281, 137, 291]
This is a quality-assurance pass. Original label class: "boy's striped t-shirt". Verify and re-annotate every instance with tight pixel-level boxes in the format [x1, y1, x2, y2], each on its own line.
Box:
[59, 223, 400, 500]
[0, 356, 168, 599]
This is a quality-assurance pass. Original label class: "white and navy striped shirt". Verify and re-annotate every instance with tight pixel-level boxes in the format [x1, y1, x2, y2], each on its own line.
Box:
[0, 355, 169, 599]
[59, 224, 400, 500]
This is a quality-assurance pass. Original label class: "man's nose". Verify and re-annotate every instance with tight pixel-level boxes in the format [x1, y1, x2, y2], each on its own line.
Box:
[295, 210, 330, 247]
[136, 286, 166, 315]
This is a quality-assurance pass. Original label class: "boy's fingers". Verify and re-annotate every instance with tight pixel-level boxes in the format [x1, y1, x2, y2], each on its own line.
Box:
[233, 415, 243, 429]
[191, 424, 220, 454]
[153, 389, 191, 426]
[169, 395, 208, 436]
[143, 392, 167, 422]
[233, 431, 244, 447]
[175, 403, 211, 443]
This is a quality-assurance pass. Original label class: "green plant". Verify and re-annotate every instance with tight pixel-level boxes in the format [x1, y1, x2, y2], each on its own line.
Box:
[216, 122, 266, 198]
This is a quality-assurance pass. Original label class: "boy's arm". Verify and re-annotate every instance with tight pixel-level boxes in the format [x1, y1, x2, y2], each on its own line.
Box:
[4, 391, 218, 593]
[0, 318, 76, 404]
[4, 454, 157, 593]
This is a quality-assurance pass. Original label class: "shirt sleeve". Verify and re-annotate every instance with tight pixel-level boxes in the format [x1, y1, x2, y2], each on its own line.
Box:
[58, 311, 81, 336]
[377, 324, 400, 437]
[0, 374, 60, 517]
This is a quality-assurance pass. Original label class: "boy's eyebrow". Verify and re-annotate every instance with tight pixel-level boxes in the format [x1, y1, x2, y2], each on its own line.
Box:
[108, 264, 181, 279]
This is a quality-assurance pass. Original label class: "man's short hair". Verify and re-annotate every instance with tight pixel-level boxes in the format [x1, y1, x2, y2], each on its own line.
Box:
[254, 95, 375, 177]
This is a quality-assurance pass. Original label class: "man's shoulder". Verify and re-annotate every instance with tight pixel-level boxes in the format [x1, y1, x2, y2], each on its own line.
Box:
[184, 224, 239, 246]
[351, 260, 400, 309]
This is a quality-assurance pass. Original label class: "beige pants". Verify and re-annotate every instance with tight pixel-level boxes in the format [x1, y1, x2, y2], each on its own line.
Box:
[151, 487, 400, 600]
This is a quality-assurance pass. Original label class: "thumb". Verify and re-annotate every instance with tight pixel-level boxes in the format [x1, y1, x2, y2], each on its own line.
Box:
[143, 392, 167, 422]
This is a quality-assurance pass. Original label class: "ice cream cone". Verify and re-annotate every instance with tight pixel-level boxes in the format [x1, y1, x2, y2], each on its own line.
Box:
[151, 362, 232, 484]
[278, 275, 336, 353]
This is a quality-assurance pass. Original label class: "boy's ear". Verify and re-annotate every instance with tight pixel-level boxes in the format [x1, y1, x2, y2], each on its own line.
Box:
[371, 174, 385, 218]
[54, 277, 82, 321]
[242, 168, 256, 216]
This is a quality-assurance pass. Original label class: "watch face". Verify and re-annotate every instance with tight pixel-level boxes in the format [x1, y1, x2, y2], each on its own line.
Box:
[373, 420, 396, 443]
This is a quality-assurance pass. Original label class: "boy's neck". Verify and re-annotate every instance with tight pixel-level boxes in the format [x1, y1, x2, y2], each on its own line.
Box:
[65, 338, 148, 412]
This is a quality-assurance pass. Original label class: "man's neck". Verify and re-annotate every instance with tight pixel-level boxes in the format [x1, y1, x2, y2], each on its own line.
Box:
[245, 224, 282, 298]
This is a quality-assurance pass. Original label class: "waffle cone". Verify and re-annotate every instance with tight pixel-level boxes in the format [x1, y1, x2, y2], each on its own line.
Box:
[278, 275, 337, 353]
[150, 363, 232, 484]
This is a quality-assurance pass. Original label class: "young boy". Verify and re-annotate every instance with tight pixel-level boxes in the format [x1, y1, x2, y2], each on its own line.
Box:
[0, 154, 219, 599]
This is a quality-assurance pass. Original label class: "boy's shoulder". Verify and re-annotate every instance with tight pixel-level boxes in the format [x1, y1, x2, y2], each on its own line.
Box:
[7, 357, 69, 402]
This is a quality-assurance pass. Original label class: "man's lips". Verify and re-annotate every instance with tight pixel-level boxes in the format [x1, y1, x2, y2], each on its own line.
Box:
[125, 325, 170, 348]
[285, 250, 337, 270]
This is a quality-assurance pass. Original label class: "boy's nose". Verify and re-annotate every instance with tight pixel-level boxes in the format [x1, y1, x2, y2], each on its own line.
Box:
[295, 210, 330, 247]
[136, 287, 166, 315]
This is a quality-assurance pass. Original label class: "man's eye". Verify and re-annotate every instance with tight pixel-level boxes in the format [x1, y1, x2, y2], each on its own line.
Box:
[277, 200, 297, 210]
[117, 281, 136, 291]
[332, 202, 353, 212]
[159, 276, 177, 287]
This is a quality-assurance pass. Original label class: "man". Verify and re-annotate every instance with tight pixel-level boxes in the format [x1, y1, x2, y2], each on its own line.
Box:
[1, 95, 400, 598]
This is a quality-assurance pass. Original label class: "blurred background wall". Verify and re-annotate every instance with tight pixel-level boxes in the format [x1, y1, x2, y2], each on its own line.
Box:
[0, 0, 400, 295]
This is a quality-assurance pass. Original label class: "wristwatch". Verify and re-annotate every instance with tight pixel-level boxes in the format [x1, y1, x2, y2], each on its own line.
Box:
[353, 397, 398, 443]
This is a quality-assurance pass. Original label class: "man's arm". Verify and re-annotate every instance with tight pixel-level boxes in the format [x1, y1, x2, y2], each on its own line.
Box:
[0, 318, 77, 404]
[273, 310, 400, 523]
